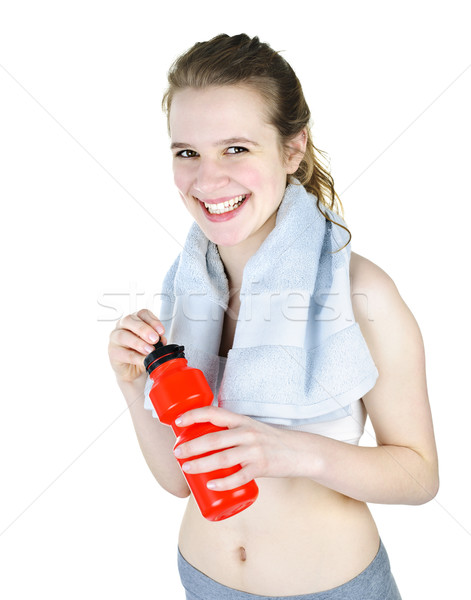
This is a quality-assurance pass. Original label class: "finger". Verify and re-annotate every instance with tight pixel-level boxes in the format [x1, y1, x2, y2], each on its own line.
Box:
[175, 429, 239, 459]
[176, 405, 244, 429]
[110, 328, 156, 356]
[109, 344, 150, 367]
[135, 308, 165, 335]
[181, 446, 242, 475]
[206, 466, 255, 492]
[116, 310, 164, 345]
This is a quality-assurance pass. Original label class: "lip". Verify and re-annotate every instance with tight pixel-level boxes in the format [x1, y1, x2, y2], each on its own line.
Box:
[197, 194, 251, 222]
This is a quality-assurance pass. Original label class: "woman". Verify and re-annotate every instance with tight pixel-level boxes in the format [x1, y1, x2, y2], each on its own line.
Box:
[108, 34, 439, 599]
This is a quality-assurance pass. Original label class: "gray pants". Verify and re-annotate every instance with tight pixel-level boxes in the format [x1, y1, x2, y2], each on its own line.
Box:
[177, 539, 402, 599]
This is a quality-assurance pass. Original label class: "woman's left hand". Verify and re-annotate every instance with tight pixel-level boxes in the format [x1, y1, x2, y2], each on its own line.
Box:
[173, 406, 299, 491]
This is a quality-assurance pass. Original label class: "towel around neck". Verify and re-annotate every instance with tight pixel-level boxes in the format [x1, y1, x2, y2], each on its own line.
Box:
[151, 181, 379, 425]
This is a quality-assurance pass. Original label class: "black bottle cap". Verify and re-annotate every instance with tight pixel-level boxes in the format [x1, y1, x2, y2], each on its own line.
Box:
[144, 341, 185, 375]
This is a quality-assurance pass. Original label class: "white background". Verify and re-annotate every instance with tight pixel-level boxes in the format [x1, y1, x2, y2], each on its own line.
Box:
[1, 1, 470, 597]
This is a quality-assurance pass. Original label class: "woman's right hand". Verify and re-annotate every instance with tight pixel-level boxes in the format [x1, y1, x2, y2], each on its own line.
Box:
[108, 309, 167, 384]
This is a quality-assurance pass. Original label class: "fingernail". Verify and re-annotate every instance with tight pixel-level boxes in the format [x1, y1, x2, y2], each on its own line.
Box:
[174, 447, 182, 457]
[182, 462, 191, 472]
[207, 481, 217, 489]
[148, 333, 158, 343]
[175, 417, 182, 426]
[157, 325, 165, 334]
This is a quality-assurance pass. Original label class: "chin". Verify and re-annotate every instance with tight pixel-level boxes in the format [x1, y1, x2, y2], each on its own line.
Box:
[210, 233, 245, 248]
[200, 225, 245, 247]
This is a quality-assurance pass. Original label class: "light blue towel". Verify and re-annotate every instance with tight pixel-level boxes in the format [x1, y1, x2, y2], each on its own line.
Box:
[144, 181, 378, 425]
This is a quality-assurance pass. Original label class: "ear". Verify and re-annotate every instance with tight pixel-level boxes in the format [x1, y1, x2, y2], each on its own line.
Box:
[285, 129, 308, 174]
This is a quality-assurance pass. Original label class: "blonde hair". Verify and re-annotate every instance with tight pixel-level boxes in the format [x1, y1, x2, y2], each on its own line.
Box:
[162, 33, 351, 253]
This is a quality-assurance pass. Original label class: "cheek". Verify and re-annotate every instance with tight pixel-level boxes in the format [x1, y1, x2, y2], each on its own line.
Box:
[173, 164, 192, 193]
[233, 164, 264, 190]
[234, 158, 285, 192]
[173, 173, 195, 212]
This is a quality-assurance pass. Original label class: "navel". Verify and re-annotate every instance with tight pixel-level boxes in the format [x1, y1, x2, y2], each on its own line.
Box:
[239, 546, 247, 562]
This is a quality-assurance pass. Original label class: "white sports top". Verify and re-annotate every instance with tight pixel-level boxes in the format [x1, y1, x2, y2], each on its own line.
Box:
[269, 400, 367, 445]
[215, 356, 367, 446]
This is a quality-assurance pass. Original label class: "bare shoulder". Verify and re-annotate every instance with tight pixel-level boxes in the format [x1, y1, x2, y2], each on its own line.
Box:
[350, 251, 393, 295]
[349, 250, 407, 326]
[349, 250, 427, 405]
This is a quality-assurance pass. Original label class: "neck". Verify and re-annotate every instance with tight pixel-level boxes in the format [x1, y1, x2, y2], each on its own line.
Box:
[217, 211, 277, 292]
[216, 244, 249, 292]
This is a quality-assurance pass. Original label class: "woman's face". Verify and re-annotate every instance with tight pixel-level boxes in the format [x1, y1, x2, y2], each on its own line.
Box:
[169, 85, 302, 250]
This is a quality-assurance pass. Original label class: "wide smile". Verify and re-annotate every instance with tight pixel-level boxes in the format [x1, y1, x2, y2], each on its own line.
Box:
[202, 194, 247, 214]
[194, 193, 251, 222]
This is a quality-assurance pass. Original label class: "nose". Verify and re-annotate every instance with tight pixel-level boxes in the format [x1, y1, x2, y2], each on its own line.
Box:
[192, 157, 230, 196]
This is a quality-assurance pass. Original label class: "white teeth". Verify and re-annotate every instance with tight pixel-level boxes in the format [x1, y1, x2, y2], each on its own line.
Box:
[203, 195, 247, 214]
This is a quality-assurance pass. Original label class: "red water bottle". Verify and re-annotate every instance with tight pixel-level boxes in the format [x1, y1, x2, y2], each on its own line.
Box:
[144, 341, 259, 521]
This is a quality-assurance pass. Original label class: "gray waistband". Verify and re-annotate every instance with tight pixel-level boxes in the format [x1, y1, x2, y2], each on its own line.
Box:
[177, 539, 402, 600]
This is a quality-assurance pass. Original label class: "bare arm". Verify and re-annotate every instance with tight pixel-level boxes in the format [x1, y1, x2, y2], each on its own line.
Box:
[287, 431, 438, 505]
[109, 309, 190, 499]
[117, 375, 190, 498]
[289, 256, 439, 504]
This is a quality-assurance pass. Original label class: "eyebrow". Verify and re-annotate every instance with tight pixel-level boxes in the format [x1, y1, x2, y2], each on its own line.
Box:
[170, 137, 260, 150]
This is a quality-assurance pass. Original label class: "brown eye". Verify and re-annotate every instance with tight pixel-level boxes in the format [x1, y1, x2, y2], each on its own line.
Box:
[176, 149, 198, 158]
[226, 147, 248, 154]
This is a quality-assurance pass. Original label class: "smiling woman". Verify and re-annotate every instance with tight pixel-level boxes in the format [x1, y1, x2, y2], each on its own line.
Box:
[168, 84, 305, 251]
[108, 33, 438, 599]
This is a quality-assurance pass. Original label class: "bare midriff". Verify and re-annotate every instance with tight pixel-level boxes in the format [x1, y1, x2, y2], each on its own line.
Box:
[178, 477, 380, 595]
